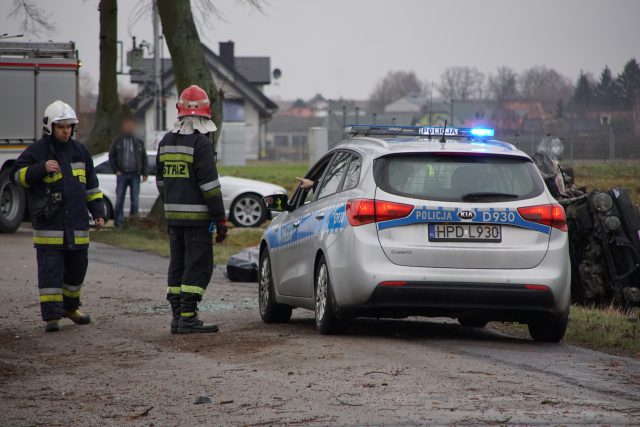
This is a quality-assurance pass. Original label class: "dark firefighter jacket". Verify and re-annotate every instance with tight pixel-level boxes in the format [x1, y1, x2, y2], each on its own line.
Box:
[11, 135, 105, 249]
[156, 131, 224, 226]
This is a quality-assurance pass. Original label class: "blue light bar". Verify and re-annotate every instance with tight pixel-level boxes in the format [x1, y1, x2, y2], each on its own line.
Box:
[345, 125, 495, 138]
[469, 128, 495, 137]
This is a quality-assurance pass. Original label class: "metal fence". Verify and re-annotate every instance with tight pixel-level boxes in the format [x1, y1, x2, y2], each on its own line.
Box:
[322, 107, 640, 162]
[496, 129, 640, 162]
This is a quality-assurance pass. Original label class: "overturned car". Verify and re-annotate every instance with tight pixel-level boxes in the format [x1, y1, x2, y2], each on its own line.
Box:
[533, 151, 640, 308]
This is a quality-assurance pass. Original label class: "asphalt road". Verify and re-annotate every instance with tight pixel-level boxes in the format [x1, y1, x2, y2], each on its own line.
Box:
[1, 228, 639, 425]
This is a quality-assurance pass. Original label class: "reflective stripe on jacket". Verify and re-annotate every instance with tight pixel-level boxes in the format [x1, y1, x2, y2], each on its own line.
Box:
[156, 131, 224, 226]
[11, 135, 105, 249]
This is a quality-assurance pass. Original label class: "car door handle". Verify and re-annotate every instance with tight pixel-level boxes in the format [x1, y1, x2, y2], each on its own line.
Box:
[315, 211, 325, 219]
[293, 221, 300, 227]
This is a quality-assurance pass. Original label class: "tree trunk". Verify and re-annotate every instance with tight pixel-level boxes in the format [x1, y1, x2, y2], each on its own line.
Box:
[151, 0, 224, 223]
[85, 0, 123, 154]
[157, 0, 223, 149]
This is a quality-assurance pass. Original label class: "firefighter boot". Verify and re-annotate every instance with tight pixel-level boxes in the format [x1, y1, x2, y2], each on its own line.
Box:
[176, 313, 219, 334]
[170, 300, 181, 334]
[45, 319, 60, 332]
[64, 309, 91, 325]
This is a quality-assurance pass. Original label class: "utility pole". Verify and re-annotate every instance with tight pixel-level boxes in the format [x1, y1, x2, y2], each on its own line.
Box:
[428, 81, 433, 126]
[450, 99, 455, 127]
[530, 128, 534, 155]
[153, 0, 162, 131]
[609, 125, 615, 162]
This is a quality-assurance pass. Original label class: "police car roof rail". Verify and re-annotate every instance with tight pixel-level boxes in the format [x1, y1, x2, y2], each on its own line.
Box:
[344, 135, 389, 148]
[344, 124, 495, 139]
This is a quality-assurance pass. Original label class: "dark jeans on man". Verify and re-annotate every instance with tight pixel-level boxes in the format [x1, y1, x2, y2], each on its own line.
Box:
[114, 172, 140, 227]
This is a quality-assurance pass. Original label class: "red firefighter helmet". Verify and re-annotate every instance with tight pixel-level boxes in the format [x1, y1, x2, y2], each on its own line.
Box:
[177, 85, 211, 118]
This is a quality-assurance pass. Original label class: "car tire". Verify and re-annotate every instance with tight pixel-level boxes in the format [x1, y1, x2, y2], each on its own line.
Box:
[458, 317, 488, 328]
[0, 168, 25, 233]
[103, 198, 114, 221]
[258, 250, 292, 323]
[230, 193, 266, 228]
[527, 312, 569, 343]
[315, 255, 350, 335]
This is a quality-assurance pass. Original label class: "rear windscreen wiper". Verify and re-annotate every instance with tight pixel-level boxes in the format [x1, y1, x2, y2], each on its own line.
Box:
[461, 192, 519, 200]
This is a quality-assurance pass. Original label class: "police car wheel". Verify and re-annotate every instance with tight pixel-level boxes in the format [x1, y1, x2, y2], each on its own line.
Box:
[315, 255, 350, 335]
[527, 312, 568, 343]
[258, 250, 292, 323]
[230, 193, 266, 228]
[0, 168, 25, 233]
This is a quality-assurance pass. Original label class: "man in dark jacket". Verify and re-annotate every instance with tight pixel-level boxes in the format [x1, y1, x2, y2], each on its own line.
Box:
[108, 116, 148, 228]
[11, 100, 105, 332]
[156, 85, 227, 334]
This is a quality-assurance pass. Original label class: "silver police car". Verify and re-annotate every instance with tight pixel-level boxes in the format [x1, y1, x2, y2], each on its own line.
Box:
[259, 125, 571, 342]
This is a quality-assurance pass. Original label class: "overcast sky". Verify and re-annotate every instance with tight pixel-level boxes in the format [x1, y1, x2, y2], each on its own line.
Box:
[1, 0, 638, 100]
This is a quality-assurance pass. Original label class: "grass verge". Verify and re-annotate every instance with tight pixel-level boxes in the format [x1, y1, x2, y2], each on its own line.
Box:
[492, 305, 640, 358]
[570, 161, 640, 204]
[219, 162, 308, 194]
[90, 220, 264, 266]
[219, 160, 640, 204]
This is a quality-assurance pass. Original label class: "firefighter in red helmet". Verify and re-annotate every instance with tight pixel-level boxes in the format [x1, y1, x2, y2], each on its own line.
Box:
[156, 85, 227, 334]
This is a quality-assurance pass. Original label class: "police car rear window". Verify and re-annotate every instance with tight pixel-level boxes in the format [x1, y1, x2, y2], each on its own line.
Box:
[373, 153, 544, 202]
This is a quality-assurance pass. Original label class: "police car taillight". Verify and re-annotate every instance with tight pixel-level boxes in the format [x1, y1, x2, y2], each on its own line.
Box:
[346, 199, 414, 226]
[517, 204, 567, 232]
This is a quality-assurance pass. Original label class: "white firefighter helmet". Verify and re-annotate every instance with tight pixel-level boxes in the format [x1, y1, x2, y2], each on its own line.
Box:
[43, 100, 79, 135]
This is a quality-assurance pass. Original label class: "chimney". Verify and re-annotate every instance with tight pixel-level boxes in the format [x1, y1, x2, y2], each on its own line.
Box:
[219, 41, 235, 69]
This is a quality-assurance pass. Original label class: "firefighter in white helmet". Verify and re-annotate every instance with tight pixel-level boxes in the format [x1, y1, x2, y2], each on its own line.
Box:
[11, 100, 105, 332]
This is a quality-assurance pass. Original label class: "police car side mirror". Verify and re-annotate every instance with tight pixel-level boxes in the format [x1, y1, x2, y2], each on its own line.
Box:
[263, 194, 291, 212]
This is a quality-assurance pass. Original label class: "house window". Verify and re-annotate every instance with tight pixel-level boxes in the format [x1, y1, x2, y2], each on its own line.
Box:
[223, 99, 245, 122]
[291, 135, 307, 148]
[291, 135, 307, 160]
[274, 135, 289, 147]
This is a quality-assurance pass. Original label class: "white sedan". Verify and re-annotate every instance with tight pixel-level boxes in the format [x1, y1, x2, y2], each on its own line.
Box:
[93, 151, 286, 227]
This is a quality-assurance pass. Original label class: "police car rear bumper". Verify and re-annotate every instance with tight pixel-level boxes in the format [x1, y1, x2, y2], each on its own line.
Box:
[356, 281, 557, 320]
[327, 225, 571, 319]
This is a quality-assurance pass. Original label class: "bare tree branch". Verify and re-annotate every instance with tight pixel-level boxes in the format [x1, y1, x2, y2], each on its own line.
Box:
[519, 66, 574, 102]
[369, 70, 426, 113]
[437, 66, 485, 101]
[8, 0, 55, 35]
[488, 66, 519, 102]
[236, 0, 268, 13]
[127, 0, 152, 37]
[193, 0, 268, 32]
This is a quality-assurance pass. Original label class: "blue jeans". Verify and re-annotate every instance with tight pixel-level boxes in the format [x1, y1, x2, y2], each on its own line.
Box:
[114, 173, 140, 227]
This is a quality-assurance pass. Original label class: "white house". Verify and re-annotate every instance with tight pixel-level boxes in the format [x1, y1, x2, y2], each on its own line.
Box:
[128, 42, 278, 165]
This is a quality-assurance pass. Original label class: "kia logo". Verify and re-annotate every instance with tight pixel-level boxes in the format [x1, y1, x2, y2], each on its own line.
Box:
[457, 210, 475, 220]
